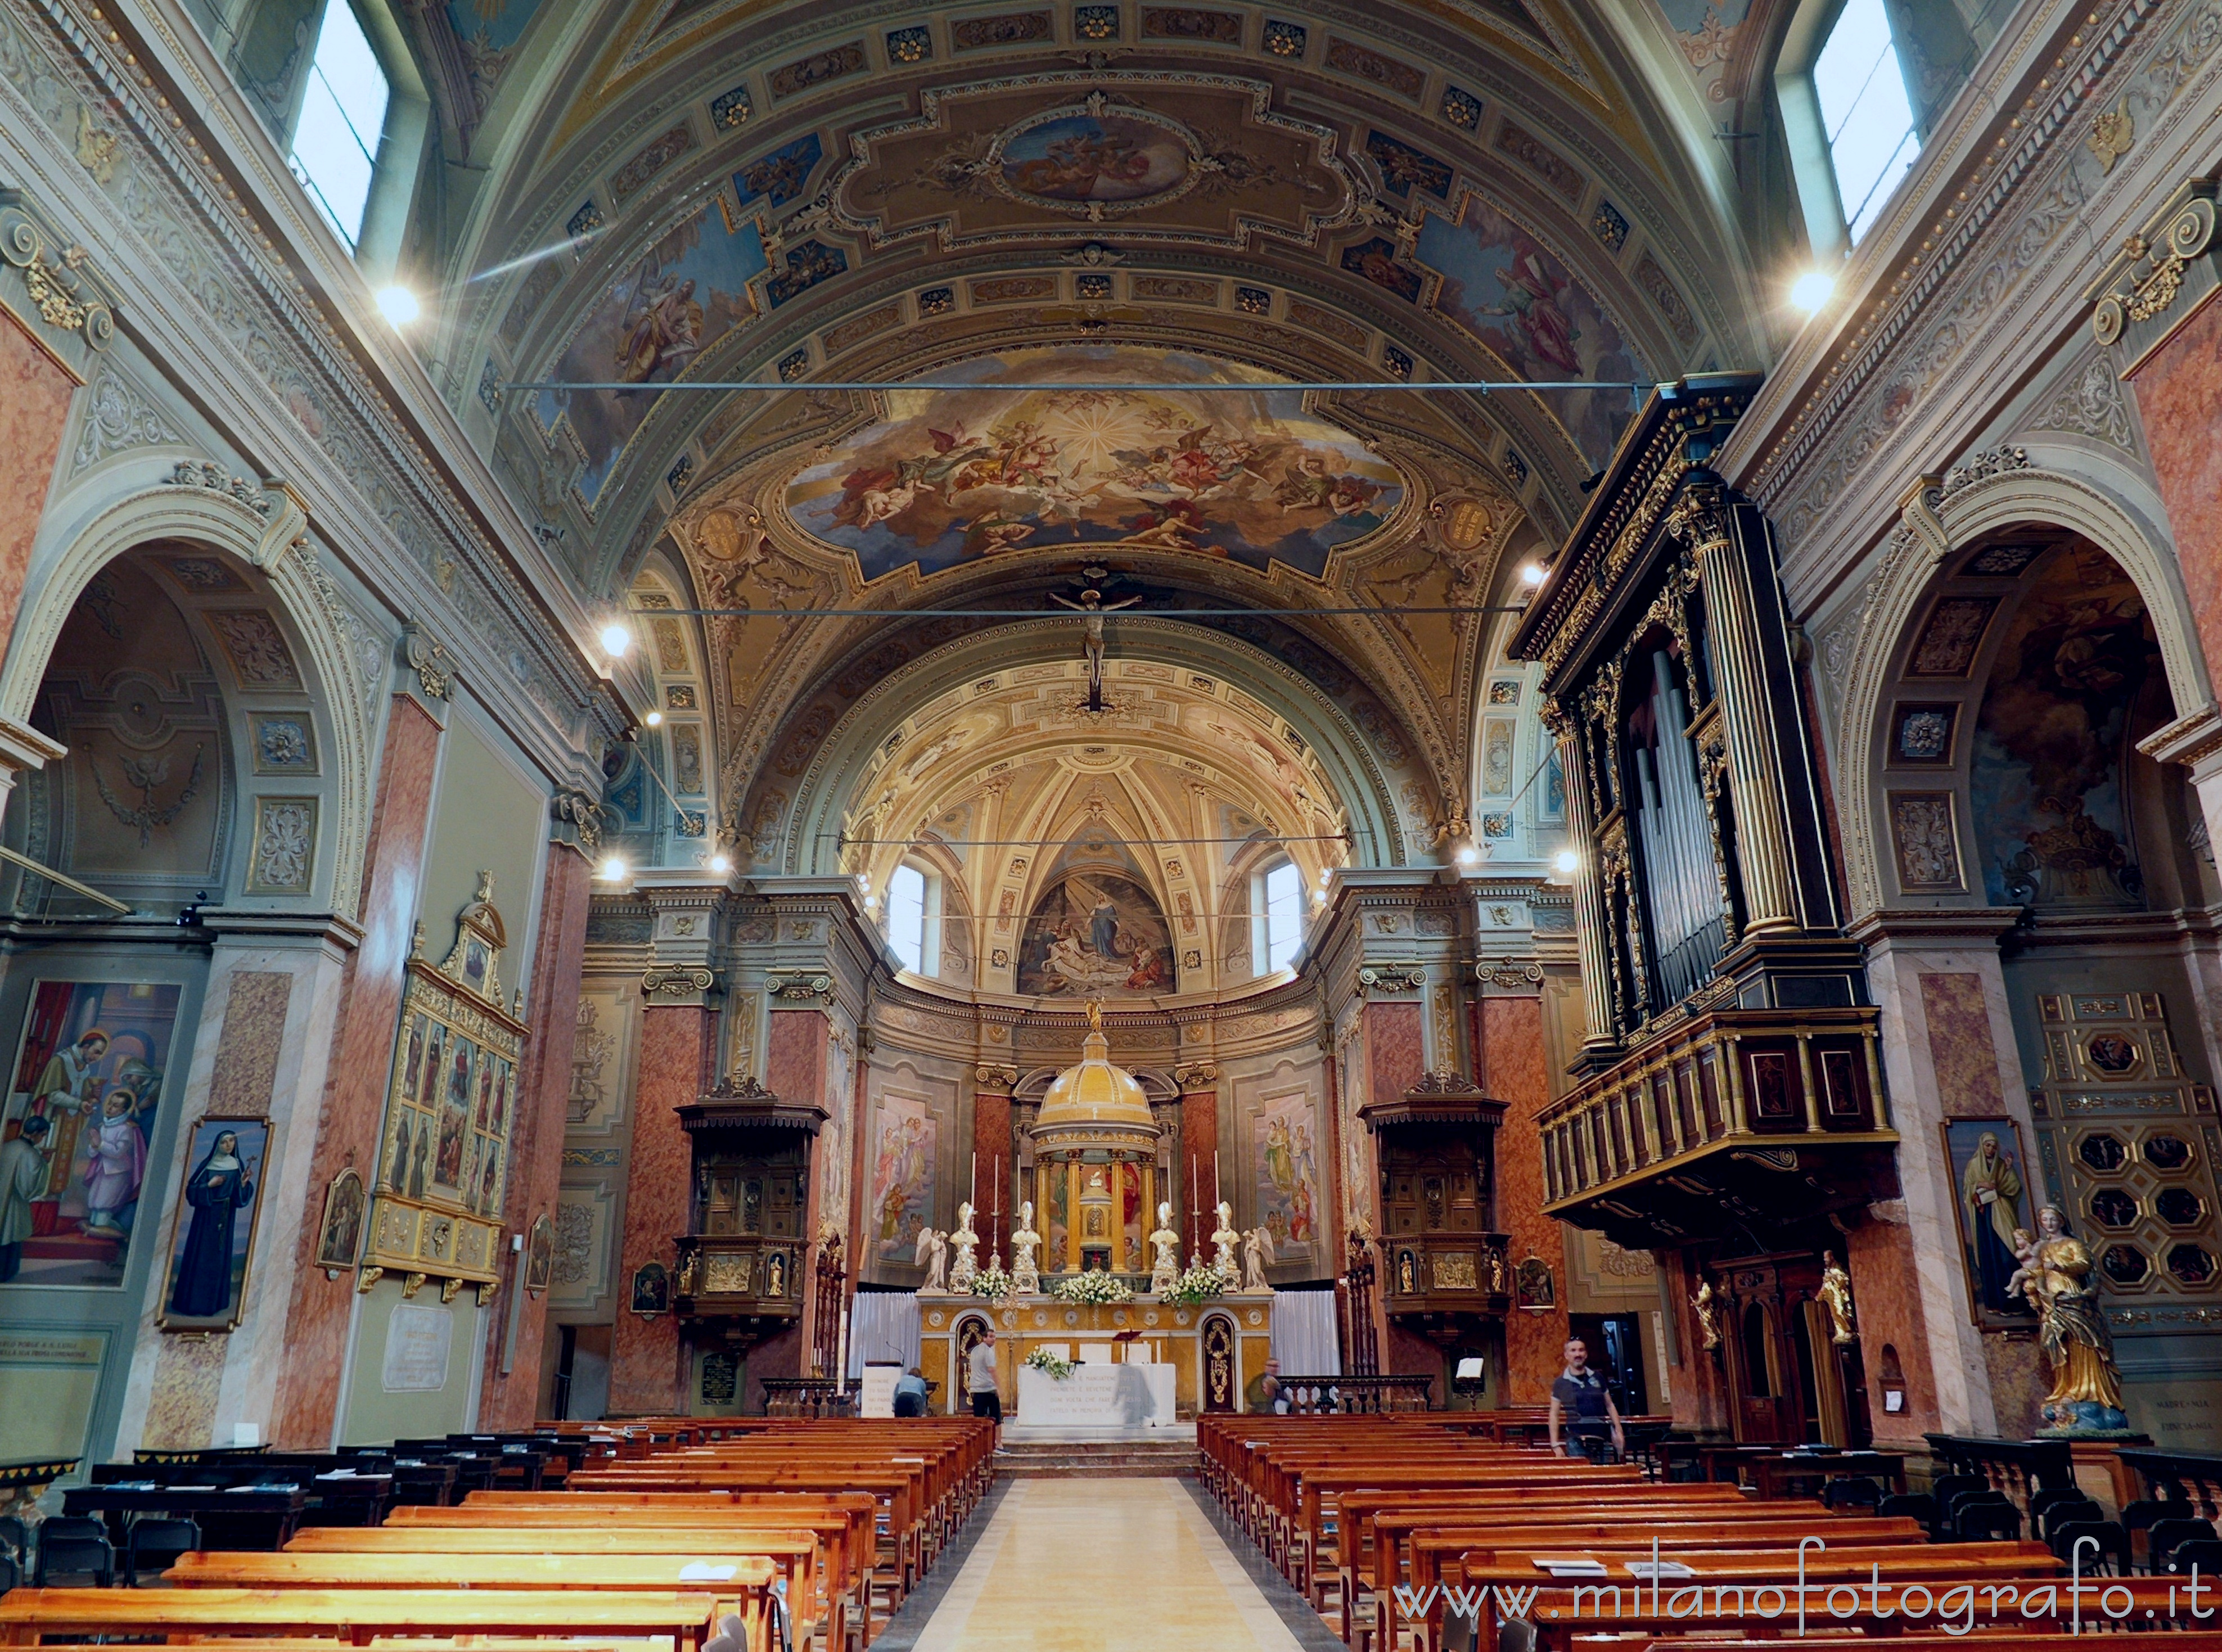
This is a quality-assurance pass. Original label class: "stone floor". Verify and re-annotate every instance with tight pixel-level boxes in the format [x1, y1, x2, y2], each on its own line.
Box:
[888, 1478, 1337, 1652]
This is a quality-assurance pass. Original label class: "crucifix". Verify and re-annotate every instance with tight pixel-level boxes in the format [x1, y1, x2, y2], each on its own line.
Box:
[1049, 588, 1141, 711]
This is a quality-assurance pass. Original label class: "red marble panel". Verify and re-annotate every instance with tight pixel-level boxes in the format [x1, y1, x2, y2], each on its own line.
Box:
[1484, 995, 1568, 1402]
[271, 696, 442, 1447]
[0, 312, 75, 644]
[765, 1008, 831, 1356]
[1920, 972, 2007, 1117]
[971, 1084, 1012, 1238]
[476, 846, 593, 1427]
[608, 1003, 711, 1414]
[1658, 1249, 1731, 1434]
[1364, 1001, 1425, 1103]
[1179, 1086, 1217, 1245]
[2131, 292, 2222, 682]
[1844, 1218, 1941, 1452]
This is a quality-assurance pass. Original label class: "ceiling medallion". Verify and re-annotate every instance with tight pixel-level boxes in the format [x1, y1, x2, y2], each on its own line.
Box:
[986, 94, 1202, 221]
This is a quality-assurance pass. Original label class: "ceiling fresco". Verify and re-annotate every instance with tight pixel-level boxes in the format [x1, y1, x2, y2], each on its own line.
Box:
[780, 347, 1405, 579]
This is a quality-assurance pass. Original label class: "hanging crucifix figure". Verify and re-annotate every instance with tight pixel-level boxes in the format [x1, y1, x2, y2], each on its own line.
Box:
[1049, 588, 1141, 711]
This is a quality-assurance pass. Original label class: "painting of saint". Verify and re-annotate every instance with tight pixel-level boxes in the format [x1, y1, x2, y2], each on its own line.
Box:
[435, 1041, 474, 1189]
[0, 980, 182, 1287]
[783, 347, 1401, 581]
[1416, 198, 1643, 467]
[161, 1117, 267, 1328]
[316, 1169, 365, 1271]
[1016, 871, 1178, 999]
[534, 205, 768, 504]
[1945, 1120, 2038, 1326]
[1254, 1096, 1320, 1262]
[869, 1098, 936, 1259]
[1968, 549, 2160, 909]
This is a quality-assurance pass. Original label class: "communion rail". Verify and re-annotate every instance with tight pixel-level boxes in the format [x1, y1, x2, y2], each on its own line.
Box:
[1275, 1374, 1435, 1414]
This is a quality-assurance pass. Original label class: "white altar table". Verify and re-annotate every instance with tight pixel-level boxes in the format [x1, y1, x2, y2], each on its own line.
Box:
[1015, 1362, 1176, 1429]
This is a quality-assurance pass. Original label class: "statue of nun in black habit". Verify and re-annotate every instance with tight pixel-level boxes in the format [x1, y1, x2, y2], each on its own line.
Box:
[169, 1126, 254, 1317]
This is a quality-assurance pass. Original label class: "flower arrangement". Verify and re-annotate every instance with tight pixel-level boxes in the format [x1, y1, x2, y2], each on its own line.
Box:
[1052, 1270, 1134, 1306]
[1162, 1263, 1228, 1306]
[1023, 1347, 1075, 1380]
[970, 1262, 1013, 1301]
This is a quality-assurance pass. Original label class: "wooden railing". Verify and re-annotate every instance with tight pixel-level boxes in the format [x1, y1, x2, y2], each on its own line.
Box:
[1924, 1433, 2076, 1514]
[1275, 1374, 1435, 1414]
[2118, 1448, 2222, 1517]
[758, 1378, 857, 1418]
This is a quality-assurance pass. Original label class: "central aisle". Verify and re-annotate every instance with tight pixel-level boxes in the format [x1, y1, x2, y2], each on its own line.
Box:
[904, 1478, 1312, 1652]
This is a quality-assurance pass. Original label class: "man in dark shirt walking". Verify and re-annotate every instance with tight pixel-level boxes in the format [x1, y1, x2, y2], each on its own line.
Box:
[1547, 1337, 1624, 1463]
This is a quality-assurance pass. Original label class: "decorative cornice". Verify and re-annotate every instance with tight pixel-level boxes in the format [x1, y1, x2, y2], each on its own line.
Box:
[2138, 705, 2222, 773]
[402, 624, 454, 702]
[2089, 177, 2220, 367]
[552, 788, 605, 855]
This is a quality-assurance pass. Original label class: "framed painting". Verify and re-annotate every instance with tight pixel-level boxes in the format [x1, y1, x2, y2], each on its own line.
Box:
[314, 1168, 366, 1273]
[1941, 1118, 2041, 1329]
[0, 980, 185, 1288]
[158, 1115, 271, 1332]
[523, 1212, 553, 1295]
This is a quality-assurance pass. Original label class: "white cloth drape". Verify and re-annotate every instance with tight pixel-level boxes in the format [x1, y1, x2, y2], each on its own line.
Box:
[847, 1292, 921, 1380]
[1270, 1290, 1341, 1376]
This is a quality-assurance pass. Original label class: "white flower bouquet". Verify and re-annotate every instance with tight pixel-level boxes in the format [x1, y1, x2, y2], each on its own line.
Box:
[1023, 1347, 1075, 1379]
[1051, 1269, 1134, 1306]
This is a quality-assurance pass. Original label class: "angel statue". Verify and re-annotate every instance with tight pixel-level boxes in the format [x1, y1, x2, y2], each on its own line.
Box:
[1211, 1200, 1241, 1280]
[1690, 1274, 1721, 1352]
[1010, 1200, 1043, 1294]
[1241, 1227, 1274, 1294]
[914, 1226, 949, 1293]
[948, 1200, 980, 1291]
[1818, 1250, 1856, 1346]
[1148, 1201, 1182, 1294]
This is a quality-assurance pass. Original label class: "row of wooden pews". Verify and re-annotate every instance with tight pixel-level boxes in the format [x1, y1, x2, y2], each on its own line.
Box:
[1202, 1415, 2222, 1652]
[0, 1416, 993, 1652]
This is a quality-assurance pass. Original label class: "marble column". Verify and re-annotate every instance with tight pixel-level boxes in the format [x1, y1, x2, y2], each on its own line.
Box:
[271, 693, 443, 1447]
[475, 837, 593, 1427]
[1176, 1064, 1219, 1254]
[1481, 992, 1567, 1402]
[766, 1003, 831, 1370]
[607, 997, 715, 1415]
[972, 1067, 1015, 1261]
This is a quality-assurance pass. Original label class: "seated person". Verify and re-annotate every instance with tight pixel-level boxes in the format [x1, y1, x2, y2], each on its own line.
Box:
[1242, 1356, 1284, 1414]
[894, 1365, 930, 1417]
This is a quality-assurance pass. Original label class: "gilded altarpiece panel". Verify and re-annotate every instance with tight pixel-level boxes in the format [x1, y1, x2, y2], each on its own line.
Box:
[363, 877, 528, 1298]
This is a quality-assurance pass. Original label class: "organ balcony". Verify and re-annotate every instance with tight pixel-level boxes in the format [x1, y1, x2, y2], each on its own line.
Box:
[1535, 1003, 1899, 1248]
[672, 1073, 828, 1343]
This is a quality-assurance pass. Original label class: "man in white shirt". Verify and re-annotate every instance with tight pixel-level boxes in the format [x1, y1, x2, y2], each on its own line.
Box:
[967, 1326, 1004, 1451]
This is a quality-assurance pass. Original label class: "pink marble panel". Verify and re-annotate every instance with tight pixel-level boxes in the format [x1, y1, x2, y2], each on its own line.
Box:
[273, 696, 442, 1445]
[1920, 971, 2007, 1117]
[608, 1004, 710, 1414]
[477, 846, 592, 1427]
[1484, 996, 1567, 1401]
[764, 1008, 828, 1106]
[2131, 292, 2222, 683]
[1845, 1218, 1941, 1451]
[1364, 1001, 1424, 1102]
[0, 312, 75, 644]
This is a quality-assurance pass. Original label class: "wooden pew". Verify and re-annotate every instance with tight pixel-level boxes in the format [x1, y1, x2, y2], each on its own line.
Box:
[0, 1587, 723, 1649]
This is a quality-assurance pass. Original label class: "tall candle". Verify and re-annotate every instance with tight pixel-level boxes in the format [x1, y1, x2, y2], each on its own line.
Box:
[971, 1151, 977, 1208]
[1214, 1150, 1220, 1212]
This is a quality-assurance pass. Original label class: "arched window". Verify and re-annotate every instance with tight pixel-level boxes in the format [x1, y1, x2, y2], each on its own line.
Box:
[887, 862, 929, 975]
[288, 2, 390, 249]
[1813, 0, 1919, 243]
[1258, 859, 1304, 974]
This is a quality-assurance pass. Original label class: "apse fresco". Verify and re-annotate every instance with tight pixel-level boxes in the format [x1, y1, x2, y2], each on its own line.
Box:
[1016, 871, 1179, 998]
[1416, 197, 1644, 467]
[1968, 548, 2160, 908]
[782, 347, 1403, 579]
[534, 206, 768, 504]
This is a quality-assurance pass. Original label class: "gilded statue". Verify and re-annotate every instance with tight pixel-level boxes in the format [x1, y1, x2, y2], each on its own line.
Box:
[2008, 1204, 2129, 1434]
[1009, 1199, 1042, 1294]
[1691, 1274, 1721, 1351]
[1818, 1250, 1856, 1345]
[1148, 1200, 1181, 1294]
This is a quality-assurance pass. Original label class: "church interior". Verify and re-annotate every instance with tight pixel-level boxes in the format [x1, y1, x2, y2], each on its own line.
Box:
[4, 0, 2222, 1637]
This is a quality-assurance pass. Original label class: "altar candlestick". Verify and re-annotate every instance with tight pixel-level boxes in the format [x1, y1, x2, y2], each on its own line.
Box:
[1214, 1150, 1220, 1211]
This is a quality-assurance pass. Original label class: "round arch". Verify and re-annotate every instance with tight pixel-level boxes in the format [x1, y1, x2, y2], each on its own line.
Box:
[0, 481, 385, 917]
[772, 616, 1418, 879]
[1830, 461, 2209, 920]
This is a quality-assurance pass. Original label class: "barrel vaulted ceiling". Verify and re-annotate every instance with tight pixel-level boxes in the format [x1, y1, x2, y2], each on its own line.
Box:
[403, 0, 1792, 870]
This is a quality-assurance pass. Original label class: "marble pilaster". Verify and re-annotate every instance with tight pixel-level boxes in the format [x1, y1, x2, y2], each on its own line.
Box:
[1177, 1065, 1219, 1253]
[0, 296, 80, 649]
[1482, 994, 1566, 1402]
[607, 1000, 714, 1414]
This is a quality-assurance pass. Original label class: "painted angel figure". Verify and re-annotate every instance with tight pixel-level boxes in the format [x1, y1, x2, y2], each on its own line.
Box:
[914, 1225, 949, 1292]
[1211, 1200, 1241, 1280]
[1010, 1200, 1042, 1293]
[1148, 1201, 1182, 1294]
[948, 1199, 980, 1290]
[1241, 1226, 1274, 1294]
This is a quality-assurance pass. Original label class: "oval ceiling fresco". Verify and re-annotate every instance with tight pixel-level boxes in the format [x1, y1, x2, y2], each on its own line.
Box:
[781, 346, 1406, 582]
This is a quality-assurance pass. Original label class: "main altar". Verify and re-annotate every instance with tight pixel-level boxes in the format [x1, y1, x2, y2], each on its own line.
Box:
[912, 1007, 1275, 1423]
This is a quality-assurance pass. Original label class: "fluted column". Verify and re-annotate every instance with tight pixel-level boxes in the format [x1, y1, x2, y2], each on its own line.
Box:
[1675, 489, 1801, 933]
[1544, 702, 1619, 1056]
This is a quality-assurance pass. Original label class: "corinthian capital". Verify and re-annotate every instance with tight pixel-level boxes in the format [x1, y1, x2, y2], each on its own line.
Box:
[1664, 483, 1732, 550]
